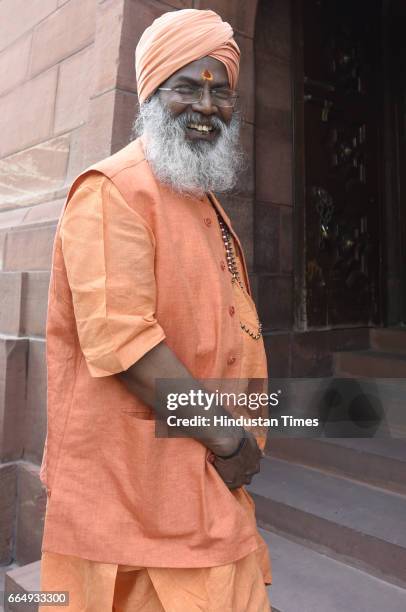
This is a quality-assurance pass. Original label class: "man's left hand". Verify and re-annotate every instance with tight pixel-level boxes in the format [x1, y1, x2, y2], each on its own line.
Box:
[211, 433, 263, 489]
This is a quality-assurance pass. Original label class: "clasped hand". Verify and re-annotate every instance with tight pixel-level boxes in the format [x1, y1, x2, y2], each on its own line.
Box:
[211, 432, 263, 490]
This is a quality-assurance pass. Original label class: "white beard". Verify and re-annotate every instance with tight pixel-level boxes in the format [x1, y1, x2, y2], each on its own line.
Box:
[133, 95, 245, 197]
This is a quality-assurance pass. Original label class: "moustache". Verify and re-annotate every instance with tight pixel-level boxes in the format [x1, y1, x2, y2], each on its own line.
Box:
[175, 112, 225, 132]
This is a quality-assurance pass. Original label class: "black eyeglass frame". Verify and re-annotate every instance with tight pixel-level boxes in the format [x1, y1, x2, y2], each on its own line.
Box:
[158, 85, 239, 108]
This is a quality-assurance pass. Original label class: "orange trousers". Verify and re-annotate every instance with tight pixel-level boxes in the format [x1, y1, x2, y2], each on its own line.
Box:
[39, 550, 271, 611]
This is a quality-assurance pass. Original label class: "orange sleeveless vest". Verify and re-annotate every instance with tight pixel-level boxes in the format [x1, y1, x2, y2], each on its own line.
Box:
[40, 137, 269, 571]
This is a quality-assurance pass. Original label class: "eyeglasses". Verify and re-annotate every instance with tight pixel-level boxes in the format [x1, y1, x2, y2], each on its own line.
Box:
[158, 85, 239, 108]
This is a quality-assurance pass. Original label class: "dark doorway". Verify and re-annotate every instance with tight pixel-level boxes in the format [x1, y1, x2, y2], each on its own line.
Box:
[293, 0, 384, 329]
[382, 0, 406, 326]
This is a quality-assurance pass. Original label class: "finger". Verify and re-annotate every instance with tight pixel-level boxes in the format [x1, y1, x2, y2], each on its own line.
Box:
[223, 475, 246, 489]
[244, 460, 260, 474]
[228, 481, 244, 490]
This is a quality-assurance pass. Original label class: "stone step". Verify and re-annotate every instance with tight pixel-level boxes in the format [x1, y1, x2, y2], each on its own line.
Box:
[4, 560, 40, 612]
[248, 456, 406, 587]
[268, 438, 406, 494]
[370, 328, 406, 354]
[334, 349, 406, 378]
[260, 528, 406, 612]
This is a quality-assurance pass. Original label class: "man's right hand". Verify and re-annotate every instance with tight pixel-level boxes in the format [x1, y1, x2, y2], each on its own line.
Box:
[211, 432, 263, 490]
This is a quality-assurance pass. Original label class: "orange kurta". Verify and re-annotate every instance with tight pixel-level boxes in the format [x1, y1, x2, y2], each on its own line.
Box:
[39, 217, 271, 611]
[40, 137, 271, 579]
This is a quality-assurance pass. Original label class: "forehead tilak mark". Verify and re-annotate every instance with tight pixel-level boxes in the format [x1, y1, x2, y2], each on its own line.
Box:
[201, 69, 214, 81]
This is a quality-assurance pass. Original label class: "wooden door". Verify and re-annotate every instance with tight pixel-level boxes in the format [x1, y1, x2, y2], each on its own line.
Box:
[300, 0, 383, 327]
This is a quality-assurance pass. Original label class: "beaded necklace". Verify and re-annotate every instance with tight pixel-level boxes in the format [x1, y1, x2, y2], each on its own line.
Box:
[214, 210, 263, 340]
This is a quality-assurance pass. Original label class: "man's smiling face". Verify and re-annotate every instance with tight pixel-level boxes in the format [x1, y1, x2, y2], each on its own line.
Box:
[134, 55, 243, 196]
[157, 56, 234, 145]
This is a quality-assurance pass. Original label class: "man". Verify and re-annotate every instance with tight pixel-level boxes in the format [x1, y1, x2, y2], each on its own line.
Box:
[39, 8, 272, 612]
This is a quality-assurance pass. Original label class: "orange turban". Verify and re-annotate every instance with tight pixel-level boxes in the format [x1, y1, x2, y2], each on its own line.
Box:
[135, 9, 240, 104]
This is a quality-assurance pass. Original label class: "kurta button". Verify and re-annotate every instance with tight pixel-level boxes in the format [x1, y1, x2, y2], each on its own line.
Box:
[229, 306, 235, 316]
[227, 356, 236, 365]
[204, 218, 212, 227]
[220, 261, 226, 271]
